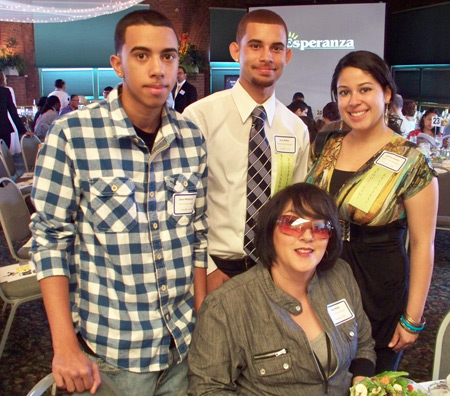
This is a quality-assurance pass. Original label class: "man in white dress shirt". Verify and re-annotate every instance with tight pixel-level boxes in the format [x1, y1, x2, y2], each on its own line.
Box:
[48, 79, 70, 109]
[184, 9, 309, 292]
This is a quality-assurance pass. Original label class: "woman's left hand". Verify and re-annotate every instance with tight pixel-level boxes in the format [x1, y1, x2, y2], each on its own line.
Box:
[388, 323, 419, 352]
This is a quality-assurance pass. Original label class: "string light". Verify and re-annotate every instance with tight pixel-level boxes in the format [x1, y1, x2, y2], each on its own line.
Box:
[0, 0, 144, 23]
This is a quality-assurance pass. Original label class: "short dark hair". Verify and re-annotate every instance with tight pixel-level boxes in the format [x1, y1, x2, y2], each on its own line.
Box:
[402, 99, 416, 118]
[236, 9, 288, 43]
[103, 86, 113, 92]
[114, 10, 176, 54]
[331, 50, 397, 103]
[255, 183, 342, 272]
[322, 102, 340, 122]
[70, 94, 78, 100]
[293, 92, 304, 101]
[287, 100, 308, 114]
[419, 108, 439, 131]
[55, 79, 65, 88]
[178, 65, 187, 74]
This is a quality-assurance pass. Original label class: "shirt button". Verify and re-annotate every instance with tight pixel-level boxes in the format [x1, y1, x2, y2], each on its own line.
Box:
[149, 192, 154, 198]
[157, 254, 162, 260]
[183, 181, 188, 187]
[153, 223, 158, 229]
[259, 368, 266, 375]
[283, 363, 290, 370]
[134, 137, 139, 144]
[349, 331, 355, 337]
[111, 185, 118, 192]
[161, 285, 166, 291]
[166, 314, 170, 321]
[295, 305, 301, 312]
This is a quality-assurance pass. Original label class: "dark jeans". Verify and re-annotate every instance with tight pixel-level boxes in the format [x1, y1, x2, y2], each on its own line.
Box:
[375, 346, 403, 372]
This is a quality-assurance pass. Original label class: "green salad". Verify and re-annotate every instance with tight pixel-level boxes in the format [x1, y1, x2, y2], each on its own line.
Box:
[349, 371, 427, 396]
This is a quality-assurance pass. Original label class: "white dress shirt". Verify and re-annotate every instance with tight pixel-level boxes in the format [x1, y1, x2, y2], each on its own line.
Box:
[184, 80, 310, 272]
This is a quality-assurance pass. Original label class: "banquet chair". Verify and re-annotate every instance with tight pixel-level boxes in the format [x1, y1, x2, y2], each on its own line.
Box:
[432, 310, 450, 380]
[27, 372, 124, 396]
[0, 155, 32, 197]
[436, 167, 450, 232]
[0, 177, 42, 359]
[21, 134, 41, 172]
[0, 177, 32, 262]
[0, 139, 34, 184]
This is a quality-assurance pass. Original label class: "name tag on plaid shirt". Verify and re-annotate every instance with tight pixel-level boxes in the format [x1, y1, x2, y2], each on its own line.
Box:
[173, 193, 196, 215]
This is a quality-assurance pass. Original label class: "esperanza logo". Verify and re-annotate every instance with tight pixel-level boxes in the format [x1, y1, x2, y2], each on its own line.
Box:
[287, 31, 355, 51]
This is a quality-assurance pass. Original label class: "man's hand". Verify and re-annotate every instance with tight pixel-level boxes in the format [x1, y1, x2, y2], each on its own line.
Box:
[52, 345, 101, 394]
[206, 269, 230, 294]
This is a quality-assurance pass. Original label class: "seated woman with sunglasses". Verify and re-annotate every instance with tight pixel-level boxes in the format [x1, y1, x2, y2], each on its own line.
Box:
[188, 183, 375, 396]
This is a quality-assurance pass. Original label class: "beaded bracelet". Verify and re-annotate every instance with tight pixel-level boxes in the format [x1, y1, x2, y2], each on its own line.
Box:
[403, 312, 426, 328]
[399, 315, 425, 333]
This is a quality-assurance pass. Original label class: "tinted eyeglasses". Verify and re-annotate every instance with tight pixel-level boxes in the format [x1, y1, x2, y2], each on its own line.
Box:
[276, 215, 332, 240]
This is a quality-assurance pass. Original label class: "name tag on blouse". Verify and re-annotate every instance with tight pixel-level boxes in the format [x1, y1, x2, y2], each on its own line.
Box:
[327, 299, 355, 326]
[173, 193, 196, 215]
[375, 151, 407, 173]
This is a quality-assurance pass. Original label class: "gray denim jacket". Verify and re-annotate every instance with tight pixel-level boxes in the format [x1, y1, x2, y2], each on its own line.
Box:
[188, 259, 375, 396]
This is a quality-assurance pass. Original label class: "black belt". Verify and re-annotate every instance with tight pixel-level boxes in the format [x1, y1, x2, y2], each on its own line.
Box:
[211, 255, 256, 278]
[339, 219, 407, 243]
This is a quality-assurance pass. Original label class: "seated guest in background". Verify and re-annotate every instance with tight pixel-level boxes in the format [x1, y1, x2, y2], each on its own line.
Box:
[402, 99, 417, 131]
[321, 102, 340, 127]
[48, 78, 70, 108]
[287, 99, 309, 117]
[307, 50, 438, 372]
[387, 94, 412, 137]
[103, 86, 113, 99]
[292, 91, 313, 118]
[172, 66, 198, 113]
[300, 115, 318, 143]
[0, 72, 26, 149]
[32, 96, 48, 131]
[408, 108, 440, 141]
[59, 94, 80, 116]
[33, 95, 61, 141]
[188, 183, 375, 396]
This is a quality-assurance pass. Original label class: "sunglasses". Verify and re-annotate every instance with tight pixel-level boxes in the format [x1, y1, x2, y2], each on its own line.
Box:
[276, 215, 332, 240]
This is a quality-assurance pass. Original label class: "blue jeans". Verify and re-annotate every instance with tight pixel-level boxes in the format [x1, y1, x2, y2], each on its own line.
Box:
[81, 347, 188, 396]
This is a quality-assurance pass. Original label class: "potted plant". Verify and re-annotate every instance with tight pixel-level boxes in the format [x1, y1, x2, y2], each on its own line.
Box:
[0, 37, 27, 76]
[179, 33, 207, 74]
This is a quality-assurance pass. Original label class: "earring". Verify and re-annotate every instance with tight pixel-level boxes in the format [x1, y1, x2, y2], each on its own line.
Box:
[385, 103, 389, 125]
[118, 72, 123, 78]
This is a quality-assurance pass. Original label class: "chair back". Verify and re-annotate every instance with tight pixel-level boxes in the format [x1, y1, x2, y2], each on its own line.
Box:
[437, 169, 450, 218]
[0, 177, 31, 261]
[21, 135, 41, 172]
[432, 310, 450, 380]
[0, 139, 17, 178]
[0, 154, 11, 178]
[27, 372, 124, 396]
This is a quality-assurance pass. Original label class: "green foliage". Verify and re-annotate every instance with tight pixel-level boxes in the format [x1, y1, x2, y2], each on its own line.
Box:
[0, 37, 27, 75]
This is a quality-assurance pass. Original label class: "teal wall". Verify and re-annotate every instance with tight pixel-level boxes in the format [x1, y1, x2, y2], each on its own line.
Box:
[34, 5, 148, 68]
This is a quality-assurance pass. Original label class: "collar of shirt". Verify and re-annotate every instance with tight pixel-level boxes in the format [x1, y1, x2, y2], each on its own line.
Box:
[231, 79, 276, 127]
[107, 84, 181, 147]
[177, 80, 186, 88]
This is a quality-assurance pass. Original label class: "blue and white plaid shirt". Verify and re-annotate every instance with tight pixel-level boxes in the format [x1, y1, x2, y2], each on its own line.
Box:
[30, 86, 208, 372]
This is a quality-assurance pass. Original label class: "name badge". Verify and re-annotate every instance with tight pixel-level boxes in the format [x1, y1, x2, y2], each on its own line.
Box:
[274, 136, 296, 154]
[375, 151, 407, 173]
[327, 299, 355, 326]
[180, 90, 186, 96]
[173, 193, 196, 216]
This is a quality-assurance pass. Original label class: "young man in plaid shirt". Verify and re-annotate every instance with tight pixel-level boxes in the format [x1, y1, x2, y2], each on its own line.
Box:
[30, 10, 207, 396]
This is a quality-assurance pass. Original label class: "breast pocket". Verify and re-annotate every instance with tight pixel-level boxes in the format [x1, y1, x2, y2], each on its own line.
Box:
[251, 349, 295, 385]
[165, 174, 198, 227]
[88, 177, 138, 233]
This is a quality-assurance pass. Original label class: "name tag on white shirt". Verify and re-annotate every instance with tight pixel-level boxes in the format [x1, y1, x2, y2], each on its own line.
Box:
[173, 193, 196, 215]
[374, 151, 407, 173]
[274, 136, 296, 154]
[327, 299, 355, 326]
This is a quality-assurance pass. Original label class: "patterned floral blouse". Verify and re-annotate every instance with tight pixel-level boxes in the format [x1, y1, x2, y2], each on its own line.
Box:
[307, 133, 437, 226]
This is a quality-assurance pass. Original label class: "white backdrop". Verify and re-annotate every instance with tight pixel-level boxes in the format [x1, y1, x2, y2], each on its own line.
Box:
[251, 4, 386, 117]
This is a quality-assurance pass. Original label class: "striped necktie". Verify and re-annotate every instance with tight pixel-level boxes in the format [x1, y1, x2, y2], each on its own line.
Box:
[244, 105, 271, 261]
